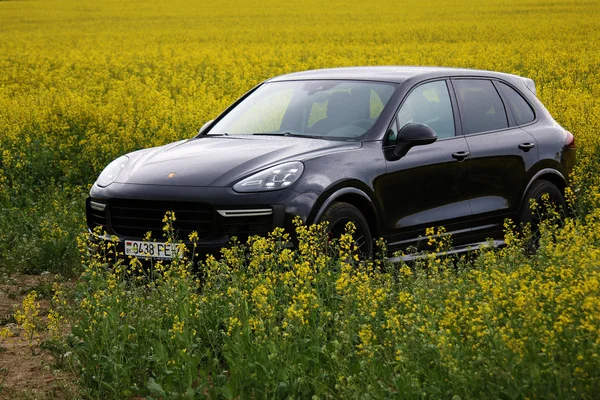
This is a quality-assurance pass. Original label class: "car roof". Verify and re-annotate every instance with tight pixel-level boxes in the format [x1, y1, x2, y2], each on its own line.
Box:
[267, 66, 525, 85]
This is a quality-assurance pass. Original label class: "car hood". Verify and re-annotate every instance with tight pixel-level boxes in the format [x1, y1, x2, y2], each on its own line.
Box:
[115, 136, 362, 187]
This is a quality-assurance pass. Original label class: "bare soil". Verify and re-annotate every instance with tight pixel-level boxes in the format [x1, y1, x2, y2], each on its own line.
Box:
[0, 274, 78, 399]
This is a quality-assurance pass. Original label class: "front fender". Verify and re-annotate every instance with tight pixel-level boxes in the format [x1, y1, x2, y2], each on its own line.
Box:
[312, 187, 373, 222]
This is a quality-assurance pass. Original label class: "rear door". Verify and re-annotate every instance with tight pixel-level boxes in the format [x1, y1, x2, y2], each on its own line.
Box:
[451, 78, 539, 242]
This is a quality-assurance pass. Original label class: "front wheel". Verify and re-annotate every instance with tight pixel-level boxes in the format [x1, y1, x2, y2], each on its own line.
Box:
[518, 180, 567, 251]
[318, 202, 373, 258]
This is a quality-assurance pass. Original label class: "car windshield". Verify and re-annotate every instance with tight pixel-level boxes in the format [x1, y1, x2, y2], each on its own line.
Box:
[206, 80, 397, 139]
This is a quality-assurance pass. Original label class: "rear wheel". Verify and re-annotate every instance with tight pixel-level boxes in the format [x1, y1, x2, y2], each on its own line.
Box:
[518, 180, 567, 251]
[318, 202, 373, 258]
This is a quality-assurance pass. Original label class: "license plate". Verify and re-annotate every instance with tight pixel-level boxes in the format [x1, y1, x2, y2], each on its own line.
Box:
[125, 240, 178, 259]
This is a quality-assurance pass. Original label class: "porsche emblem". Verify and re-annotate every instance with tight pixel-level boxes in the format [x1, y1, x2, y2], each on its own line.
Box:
[167, 172, 177, 179]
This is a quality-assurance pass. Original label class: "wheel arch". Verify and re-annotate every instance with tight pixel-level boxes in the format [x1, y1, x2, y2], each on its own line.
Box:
[520, 168, 568, 211]
[312, 187, 381, 239]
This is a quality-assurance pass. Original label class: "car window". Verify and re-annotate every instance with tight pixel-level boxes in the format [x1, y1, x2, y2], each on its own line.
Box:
[224, 88, 295, 134]
[384, 118, 398, 146]
[497, 81, 535, 125]
[453, 79, 508, 134]
[370, 89, 385, 119]
[396, 80, 455, 139]
[208, 80, 396, 139]
[307, 96, 330, 128]
[307, 89, 351, 128]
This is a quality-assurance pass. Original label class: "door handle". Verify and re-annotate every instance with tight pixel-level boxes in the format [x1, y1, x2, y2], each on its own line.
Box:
[518, 142, 535, 152]
[452, 151, 470, 161]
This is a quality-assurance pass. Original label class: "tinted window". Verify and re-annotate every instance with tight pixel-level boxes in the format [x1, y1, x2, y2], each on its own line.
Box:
[397, 80, 455, 139]
[497, 81, 535, 125]
[454, 79, 508, 134]
[385, 118, 398, 146]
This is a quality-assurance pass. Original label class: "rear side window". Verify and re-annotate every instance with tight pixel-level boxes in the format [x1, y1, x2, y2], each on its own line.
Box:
[497, 81, 535, 125]
[453, 79, 508, 134]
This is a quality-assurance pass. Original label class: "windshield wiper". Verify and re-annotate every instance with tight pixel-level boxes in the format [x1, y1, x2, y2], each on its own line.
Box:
[203, 132, 229, 137]
[252, 132, 323, 139]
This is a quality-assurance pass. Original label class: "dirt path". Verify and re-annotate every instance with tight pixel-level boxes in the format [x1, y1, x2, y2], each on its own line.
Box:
[0, 274, 78, 399]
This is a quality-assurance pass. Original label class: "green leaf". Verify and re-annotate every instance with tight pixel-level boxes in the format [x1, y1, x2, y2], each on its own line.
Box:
[152, 340, 166, 360]
[146, 377, 166, 397]
[220, 385, 233, 399]
[276, 381, 288, 398]
[184, 386, 195, 399]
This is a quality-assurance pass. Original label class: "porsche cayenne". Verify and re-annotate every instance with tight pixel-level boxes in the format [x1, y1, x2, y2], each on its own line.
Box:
[86, 66, 576, 260]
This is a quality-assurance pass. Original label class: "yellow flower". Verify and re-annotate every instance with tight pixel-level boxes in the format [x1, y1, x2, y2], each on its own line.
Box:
[15, 291, 40, 341]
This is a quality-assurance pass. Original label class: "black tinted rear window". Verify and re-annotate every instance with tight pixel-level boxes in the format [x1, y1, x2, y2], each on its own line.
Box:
[454, 79, 508, 134]
[497, 81, 535, 125]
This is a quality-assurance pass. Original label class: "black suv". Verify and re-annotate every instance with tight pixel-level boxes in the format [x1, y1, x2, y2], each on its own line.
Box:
[87, 66, 576, 259]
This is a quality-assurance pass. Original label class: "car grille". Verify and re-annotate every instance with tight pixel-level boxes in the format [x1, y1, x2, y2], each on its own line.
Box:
[87, 198, 275, 243]
[221, 216, 274, 239]
[109, 199, 215, 241]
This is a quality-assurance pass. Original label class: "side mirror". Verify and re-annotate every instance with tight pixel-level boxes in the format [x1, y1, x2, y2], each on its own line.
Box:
[392, 123, 437, 159]
[198, 119, 215, 135]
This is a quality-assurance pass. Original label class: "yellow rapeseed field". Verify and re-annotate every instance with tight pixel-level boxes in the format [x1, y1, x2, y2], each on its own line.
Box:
[1, 0, 599, 189]
[1, 0, 600, 271]
[2, 0, 600, 398]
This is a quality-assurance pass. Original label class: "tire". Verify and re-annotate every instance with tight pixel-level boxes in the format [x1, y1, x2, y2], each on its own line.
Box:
[518, 180, 567, 251]
[318, 201, 373, 258]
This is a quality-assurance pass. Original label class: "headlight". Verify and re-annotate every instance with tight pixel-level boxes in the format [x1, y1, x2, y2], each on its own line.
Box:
[96, 156, 129, 187]
[233, 161, 304, 193]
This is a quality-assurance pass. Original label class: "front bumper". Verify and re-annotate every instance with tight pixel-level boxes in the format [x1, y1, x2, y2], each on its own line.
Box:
[86, 182, 318, 254]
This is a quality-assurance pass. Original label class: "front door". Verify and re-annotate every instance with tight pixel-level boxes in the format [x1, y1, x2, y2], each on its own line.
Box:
[376, 80, 472, 252]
